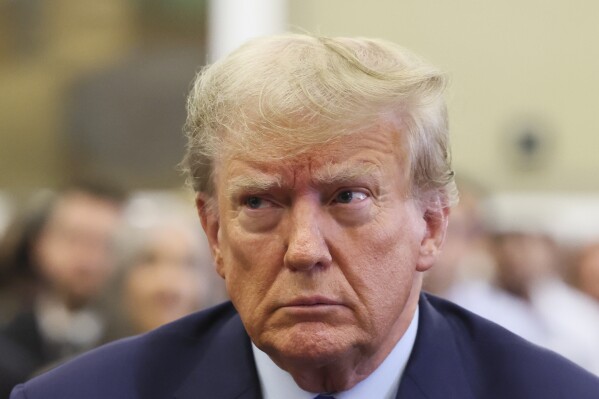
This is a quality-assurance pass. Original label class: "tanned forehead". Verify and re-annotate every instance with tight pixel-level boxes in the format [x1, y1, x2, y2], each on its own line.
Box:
[219, 126, 408, 198]
[312, 161, 381, 184]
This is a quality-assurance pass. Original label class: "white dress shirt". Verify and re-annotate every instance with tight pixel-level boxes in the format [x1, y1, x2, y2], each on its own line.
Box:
[252, 307, 419, 399]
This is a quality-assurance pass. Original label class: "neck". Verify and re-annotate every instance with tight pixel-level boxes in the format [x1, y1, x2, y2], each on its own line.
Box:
[282, 275, 422, 393]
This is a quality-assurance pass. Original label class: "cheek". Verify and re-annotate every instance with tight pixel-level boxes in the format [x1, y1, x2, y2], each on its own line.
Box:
[221, 225, 284, 329]
[360, 239, 416, 298]
[177, 272, 203, 305]
[124, 268, 153, 304]
[360, 212, 422, 268]
[344, 214, 422, 317]
[220, 226, 284, 309]
[34, 237, 63, 276]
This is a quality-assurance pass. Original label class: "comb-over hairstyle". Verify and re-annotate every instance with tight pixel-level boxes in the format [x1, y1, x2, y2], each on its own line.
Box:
[182, 33, 456, 207]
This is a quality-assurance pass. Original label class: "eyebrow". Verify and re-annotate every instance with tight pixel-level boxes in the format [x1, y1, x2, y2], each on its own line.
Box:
[225, 161, 382, 199]
[226, 172, 283, 199]
[312, 161, 381, 186]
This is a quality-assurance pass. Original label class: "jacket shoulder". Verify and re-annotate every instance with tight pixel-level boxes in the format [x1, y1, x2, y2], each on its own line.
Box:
[10, 302, 242, 399]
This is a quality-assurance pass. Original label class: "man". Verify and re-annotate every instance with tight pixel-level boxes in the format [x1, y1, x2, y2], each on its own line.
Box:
[10, 34, 599, 398]
[1, 183, 124, 397]
[449, 216, 599, 376]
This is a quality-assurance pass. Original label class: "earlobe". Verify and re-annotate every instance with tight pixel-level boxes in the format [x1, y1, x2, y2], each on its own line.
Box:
[416, 206, 450, 272]
[196, 193, 225, 278]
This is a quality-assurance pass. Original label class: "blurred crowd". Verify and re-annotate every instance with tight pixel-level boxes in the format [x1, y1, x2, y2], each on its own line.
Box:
[0, 183, 227, 398]
[2, 178, 599, 396]
[425, 177, 599, 376]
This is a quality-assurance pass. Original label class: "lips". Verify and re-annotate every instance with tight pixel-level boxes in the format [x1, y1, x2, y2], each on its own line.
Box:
[283, 296, 342, 307]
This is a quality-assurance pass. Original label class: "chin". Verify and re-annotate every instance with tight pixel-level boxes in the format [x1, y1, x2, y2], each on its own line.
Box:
[262, 322, 360, 366]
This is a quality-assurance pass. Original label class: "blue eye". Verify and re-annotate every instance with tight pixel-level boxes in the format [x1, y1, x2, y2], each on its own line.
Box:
[334, 190, 368, 204]
[245, 196, 264, 209]
[244, 196, 276, 210]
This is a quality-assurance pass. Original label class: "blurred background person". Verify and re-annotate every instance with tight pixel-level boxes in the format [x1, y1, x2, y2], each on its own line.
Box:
[426, 179, 599, 375]
[444, 194, 599, 375]
[0, 193, 54, 325]
[0, 182, 124, 398]
[424, 176, 494, 297]
[574, 242, 599, 304]
[102, 193, 227, 340]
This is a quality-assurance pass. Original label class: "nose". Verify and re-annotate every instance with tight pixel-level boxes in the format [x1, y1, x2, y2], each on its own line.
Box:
[283, 198, 333, 272]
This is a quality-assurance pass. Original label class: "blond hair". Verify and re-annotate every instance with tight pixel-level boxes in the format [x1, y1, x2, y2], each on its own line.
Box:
[182, 33, 456, 207]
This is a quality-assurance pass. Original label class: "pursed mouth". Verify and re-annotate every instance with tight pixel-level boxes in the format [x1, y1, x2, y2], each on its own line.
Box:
[282, 296, 343, 307]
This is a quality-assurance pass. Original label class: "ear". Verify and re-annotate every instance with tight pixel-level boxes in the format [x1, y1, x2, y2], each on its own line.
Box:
[416, 205, 450, 272]
[195, 193, 225, 279]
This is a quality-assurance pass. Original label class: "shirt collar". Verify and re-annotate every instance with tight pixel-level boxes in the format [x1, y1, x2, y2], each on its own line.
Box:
[252, 306, 419, 399]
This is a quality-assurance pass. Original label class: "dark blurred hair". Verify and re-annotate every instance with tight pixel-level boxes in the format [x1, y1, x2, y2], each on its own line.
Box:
[61, 179, 127, 205]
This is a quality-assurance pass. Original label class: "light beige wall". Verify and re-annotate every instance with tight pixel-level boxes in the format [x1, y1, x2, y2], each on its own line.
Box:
[289, 0, 599, 191]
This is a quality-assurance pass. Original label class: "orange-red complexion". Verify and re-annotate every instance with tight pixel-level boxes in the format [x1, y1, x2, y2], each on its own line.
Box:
[198, 128, 447, 392]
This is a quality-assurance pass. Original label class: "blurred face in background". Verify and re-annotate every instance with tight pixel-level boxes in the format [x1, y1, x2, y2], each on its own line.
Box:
[425, 189, 484, 294]
[34, 191, 122, 309]
[577, 244, 599, 303]
[123, 225, 207, 333]
[491, 232, 555, 298]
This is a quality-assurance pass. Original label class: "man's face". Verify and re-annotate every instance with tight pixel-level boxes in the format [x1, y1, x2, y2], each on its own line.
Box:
[35, 192, 121, 307]
[492, 232, 554, 296]
[199, 128, 446, 368]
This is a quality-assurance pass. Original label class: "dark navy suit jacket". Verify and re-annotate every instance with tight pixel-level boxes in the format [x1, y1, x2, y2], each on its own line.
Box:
[10, 294, 599, 398]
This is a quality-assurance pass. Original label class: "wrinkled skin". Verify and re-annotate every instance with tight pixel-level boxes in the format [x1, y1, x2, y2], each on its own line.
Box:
[197, 128, 448, 392]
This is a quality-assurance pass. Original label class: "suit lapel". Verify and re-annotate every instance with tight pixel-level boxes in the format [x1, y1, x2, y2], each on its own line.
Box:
[395, 295, 476, 399]
[174, 314, 261, 399]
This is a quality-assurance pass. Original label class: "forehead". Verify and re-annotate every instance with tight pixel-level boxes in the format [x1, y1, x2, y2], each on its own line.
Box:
[215, 128, 409, 193]
[47, 193, 120, 231]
